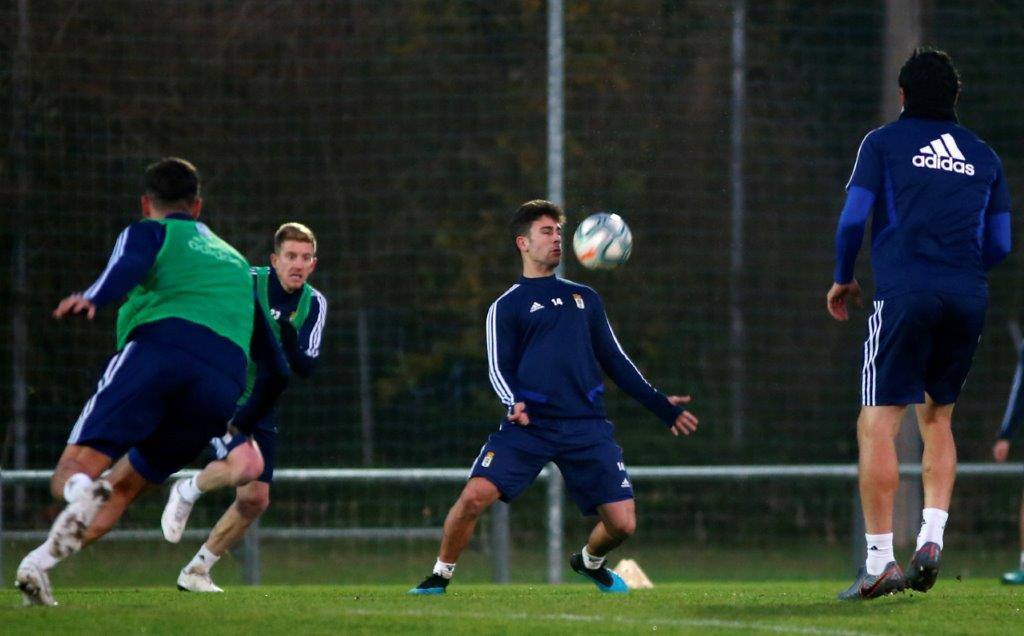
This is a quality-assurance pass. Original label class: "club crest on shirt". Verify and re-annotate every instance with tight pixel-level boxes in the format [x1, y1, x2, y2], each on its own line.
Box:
[481, 451, 495, 467]
[573, 293, 585, 309]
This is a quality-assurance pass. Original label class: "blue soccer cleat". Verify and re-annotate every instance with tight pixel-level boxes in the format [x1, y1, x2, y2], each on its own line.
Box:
[1001, 569, 1024, 585]
[837, 561, 906, 600]
[408, 573, 449, 595]
[569, 553, 629, 593]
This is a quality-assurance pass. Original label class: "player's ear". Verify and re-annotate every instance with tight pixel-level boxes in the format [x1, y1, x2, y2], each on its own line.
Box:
[190, 198, 202, 220]
[515, 234, 529, 252]
[141, 195, 154, 218]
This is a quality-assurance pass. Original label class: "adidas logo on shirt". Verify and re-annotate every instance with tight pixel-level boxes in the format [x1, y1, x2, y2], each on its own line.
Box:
[620, 478, 631, 488]
[530, 302, 544, 313]
[912, 133, 975, 175]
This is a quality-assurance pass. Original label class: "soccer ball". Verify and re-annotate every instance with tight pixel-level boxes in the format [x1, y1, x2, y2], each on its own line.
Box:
[572, 213, 633, 270]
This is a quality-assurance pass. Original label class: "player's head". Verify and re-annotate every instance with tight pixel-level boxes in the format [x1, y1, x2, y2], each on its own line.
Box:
[510, 199, 564, 273]
[271, 222, 318, 292]
[141, 157, 202, 219]
[898, 47, 961, 119]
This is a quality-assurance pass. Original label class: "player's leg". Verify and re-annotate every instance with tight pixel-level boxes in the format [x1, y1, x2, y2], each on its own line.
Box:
[177, 425, 275, 591]
[557, 426, 633, 593]
[162, 435, 263, 543]
[410, 426, 549, 594]
[16, 343, 160, 606]
[905, 292, 985, 592]
[82, 456, 151, 546]
[176, 481, 270, 592]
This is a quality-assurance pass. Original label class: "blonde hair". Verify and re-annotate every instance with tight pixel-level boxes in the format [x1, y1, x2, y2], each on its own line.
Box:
[274, 222, 317, 254]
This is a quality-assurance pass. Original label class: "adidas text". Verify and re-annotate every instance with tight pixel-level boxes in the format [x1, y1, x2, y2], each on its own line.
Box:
[912, 154, 974, 175]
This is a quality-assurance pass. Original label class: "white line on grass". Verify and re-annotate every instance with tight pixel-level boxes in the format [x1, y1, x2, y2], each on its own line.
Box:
[342, 607, 871, 635]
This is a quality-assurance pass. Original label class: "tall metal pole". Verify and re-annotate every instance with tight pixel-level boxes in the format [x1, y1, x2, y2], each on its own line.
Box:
[546, 0, 566, 585]
[10, 0, 32, 517]
[357, 309, 375, 466]
[729, 0, 747, 447]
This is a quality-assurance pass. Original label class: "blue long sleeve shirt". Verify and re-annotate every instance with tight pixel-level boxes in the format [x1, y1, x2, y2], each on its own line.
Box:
[834, 114, 1012, 296]
[486, 275, 682, 427]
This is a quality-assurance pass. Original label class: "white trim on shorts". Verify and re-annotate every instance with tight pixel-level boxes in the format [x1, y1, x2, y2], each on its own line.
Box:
[68, 342, 137, 444]
[861, 300, 884, 406]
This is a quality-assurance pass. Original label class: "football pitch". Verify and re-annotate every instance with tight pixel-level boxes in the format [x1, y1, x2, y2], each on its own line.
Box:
[2, 581, 1022, 635]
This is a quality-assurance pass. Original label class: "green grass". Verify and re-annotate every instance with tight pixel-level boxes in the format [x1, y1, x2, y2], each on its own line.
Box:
[2, 581, 1024, 635]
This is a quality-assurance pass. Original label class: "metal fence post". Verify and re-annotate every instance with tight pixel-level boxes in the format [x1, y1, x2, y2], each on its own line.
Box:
[243, 519, 261, 585]
[545, 464, 564, 584]
[491, 501, 510, 583]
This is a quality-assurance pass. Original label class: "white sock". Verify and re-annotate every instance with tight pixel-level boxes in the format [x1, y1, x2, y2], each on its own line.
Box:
[433, 558, 456, 580]
[63, 473, 93, 503]
[186, 545, 220, 575]
[26, 541, 60, 571]
[865, 533, 894, 576]
[916, 508, 949, 550]
[178, 476, 204, 504]
[581, 545, 606, 570]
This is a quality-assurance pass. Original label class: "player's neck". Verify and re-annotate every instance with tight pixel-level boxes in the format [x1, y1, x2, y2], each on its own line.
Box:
[521, 261, 557, 279]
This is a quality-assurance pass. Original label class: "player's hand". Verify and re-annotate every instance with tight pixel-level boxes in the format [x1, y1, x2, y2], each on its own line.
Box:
[53, 294, 97, 320]
[667, 395, 698, 437]
[993, 439, 1010, 462]
[507, 402, 530, 426]
[826, 279, 863, 322]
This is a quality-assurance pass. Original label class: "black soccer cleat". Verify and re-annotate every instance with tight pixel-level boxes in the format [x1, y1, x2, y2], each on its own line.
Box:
[905, 542, 941, 592]
[837, 561, 906, 600]
[408, 573, 449, 596]
[569, 553, 628, 593]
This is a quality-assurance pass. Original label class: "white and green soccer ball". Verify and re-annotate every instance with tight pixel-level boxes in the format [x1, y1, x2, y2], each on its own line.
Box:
[572, 212, 633, 270]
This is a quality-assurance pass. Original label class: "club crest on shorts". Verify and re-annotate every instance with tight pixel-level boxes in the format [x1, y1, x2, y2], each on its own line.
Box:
[481, 451, 495, 467]
[573, 293, 585, 309]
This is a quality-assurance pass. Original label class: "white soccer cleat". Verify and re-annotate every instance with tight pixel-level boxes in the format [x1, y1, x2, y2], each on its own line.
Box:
[161, 478, 195, 543]
[15, 558, 57, 606]
[49, 479, 112, 559]
[177, 568, 224, 593]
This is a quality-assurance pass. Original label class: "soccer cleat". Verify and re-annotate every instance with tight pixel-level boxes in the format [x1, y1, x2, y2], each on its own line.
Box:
[569, 553, 629, 593]
[905, 542, 941, 592]
[49, 479, 112, 559]
[161, 478, 196, 543]
[177, 568, 224, 593]
[15, 559, 57, 606]
[837, 561, 906, 600]
[408, 574, 449, 595]
[1000, 569, 1024, 585]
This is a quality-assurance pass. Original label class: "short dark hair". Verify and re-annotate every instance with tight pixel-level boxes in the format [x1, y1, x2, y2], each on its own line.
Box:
[509, 199, 565, 247]
[143, 157, 200, 207]
[898, 47, 961, 116]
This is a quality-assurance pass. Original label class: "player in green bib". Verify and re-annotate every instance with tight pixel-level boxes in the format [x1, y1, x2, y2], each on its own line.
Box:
[160, 222, 328, 592]
[16, 158, 257, 606]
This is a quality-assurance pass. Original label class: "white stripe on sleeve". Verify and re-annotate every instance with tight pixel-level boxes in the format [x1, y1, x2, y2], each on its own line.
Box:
[83, 227, 131, 300]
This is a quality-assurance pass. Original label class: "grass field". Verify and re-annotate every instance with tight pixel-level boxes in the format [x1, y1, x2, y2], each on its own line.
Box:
[2, 580, 1023, 635]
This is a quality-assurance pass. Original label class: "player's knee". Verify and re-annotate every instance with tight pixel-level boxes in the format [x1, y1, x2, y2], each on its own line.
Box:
[456, 490, 493, 519]
[236, 490, 270, 519]
[608, 515, 636, 540]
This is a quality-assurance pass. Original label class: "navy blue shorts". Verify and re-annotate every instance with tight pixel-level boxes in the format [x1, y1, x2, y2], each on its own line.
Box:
[861, 292, 986, 406]
[211, 418, 277, 483]
[469, 419, 633, 516]
[68, 340, 243, 484]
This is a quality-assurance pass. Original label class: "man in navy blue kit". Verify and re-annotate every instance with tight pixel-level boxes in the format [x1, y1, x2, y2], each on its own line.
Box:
[827, 49, 1012, 600]
[992, 348, 1024, 584]
[410, 200, 699, 595]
